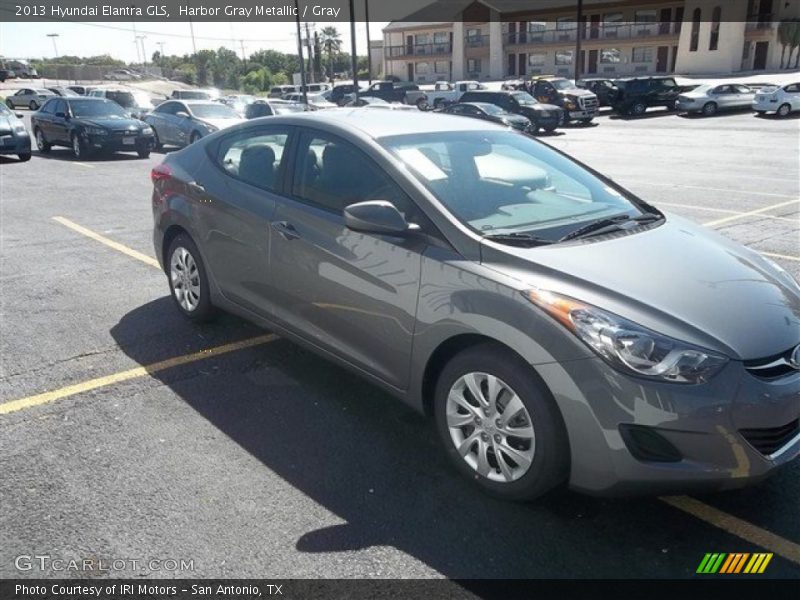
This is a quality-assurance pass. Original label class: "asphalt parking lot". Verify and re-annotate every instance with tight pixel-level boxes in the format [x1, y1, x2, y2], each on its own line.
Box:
[0, 106, 798, 580]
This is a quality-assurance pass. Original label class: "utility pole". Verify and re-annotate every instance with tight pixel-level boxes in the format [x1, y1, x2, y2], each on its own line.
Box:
[138, 35, 147, 69]
[574, 0, 583, 82]
[349, 0, 358, 102]
[187, 0, 197, 54]
[364, 0, 372, 84]
[294, 0, 308, 104]
[304, 22, 315, 83]
[156, 41, 166, 74]
[131, 8, 140, 64]
[47, 33, 59, 83]
[239, 40, 246, 62]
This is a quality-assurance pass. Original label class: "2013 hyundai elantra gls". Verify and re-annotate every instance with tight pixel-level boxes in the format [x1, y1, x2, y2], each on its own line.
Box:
[150, 110, 800, 499]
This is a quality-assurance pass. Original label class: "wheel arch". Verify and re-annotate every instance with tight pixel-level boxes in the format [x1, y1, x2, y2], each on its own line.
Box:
[161, 224, 192, 273]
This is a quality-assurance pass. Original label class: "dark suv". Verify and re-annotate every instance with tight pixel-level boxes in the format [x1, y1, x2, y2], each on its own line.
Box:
[459, 90, 562, 133]
[530, 77, 599, 124]
[610, 76, 681, 116]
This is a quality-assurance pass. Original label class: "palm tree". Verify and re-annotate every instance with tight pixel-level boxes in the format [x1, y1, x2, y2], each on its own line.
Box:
[319, 26, 342, 82]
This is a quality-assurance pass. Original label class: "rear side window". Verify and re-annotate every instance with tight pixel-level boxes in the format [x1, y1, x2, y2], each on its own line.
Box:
[216, 128, 290, 192]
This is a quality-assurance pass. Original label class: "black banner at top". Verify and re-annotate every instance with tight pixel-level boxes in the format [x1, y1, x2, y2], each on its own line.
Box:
[1, 0, 745, 23]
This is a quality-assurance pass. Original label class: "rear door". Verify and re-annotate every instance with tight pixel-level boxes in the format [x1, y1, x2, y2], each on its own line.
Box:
[269, 129, 427, 389]
[198, 125, 293, 315]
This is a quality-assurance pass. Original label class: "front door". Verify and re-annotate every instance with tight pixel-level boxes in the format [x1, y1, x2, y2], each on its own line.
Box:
[407, 63, 414, 81]
[518, 53, 527, 77]
[269, 130, 426, 389]
[659, 8, 672, 35]
[656, 46, 669, 72]
[753, 41, 769, 70]
[590, 15, 600, 39]
[588, 49, 598, 74]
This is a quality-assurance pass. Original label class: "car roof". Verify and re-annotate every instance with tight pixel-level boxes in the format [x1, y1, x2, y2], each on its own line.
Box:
[265, 108, 505, 139]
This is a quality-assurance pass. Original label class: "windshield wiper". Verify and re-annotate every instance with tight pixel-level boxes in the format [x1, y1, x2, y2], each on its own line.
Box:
[559, 213, 662, 242]
[482, 232, 553, 247]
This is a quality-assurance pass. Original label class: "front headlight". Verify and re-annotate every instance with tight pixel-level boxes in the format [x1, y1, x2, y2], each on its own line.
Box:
[524, 289, 728, 384]
[141, 127, 153, 135]
[13, 124, 28, 134]
[564, 100, 577, 109]
[85, 126, 108, 136]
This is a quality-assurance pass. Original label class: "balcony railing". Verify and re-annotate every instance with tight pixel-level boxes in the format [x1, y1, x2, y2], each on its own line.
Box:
[745, 14, 775, 31]
[505, 22, 681, 46]
[465, 34, 490, 48]
[387, 43, 453, 58]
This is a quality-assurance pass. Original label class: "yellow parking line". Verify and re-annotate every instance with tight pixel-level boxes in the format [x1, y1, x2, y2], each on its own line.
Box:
[703, 199, 800, 227]
[627, 181, 799, 200]
[0, 334, 278, 416]
[660, 496, 800, 566]
[761, 251, 800, 262]
[72, 162, 95, 169]
[53, 216, 160, 269]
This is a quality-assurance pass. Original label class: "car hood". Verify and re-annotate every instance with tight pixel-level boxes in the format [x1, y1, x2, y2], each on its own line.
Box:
[564, 88, 595, 98]
[480, 214, 800, 360]
[77, 117, 145, 130]
[0, 115, 22, 131]
[520, 104, 561, 113]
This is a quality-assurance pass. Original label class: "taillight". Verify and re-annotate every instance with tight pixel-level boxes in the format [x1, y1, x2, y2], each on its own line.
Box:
[150, 164, 172, 184]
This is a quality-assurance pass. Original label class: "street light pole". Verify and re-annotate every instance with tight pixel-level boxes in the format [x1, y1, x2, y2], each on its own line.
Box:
[138, 35, 148, 70]
[574, 0, 583, 82]
[349, 0, 358, 102]
[294, 0, 308, 105]
[364, 0, 372, 84]
[47, 33, 59, 84]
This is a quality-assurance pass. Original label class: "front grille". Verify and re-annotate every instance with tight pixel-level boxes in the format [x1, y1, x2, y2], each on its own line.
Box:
[744, 346, 800, 380]
[579, 96, 599, 110]
[740, 419, 800, 456]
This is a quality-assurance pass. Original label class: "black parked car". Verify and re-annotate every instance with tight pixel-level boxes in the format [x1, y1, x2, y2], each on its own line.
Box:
[441, 102, 531, 131]
[329, 84, 363, 106]
[609, 76, 681, 116]
[577, 79, 618, 107]
[31, 97, 155, 159]
[459, 90, 562, 133]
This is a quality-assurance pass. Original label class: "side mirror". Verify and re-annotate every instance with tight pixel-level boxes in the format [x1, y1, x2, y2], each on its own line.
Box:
[344, 200, 413, 235]
[15, 112, 24, 118]
[176, 111, 190, 119]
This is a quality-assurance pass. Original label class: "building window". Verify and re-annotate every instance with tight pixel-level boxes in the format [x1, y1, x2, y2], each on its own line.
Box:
[632, 47, 654, 63]
[433, 31, 448, 43]
[414, 33, 430, 45]
[600, 48, 624, 64]
[467, 28, 481, 39]
[528, 21, 546, 33]
[690, 8, 701, 52]
[467, 58, 481, 73]
[556, 17, 574, 31]
[555, 50, 573, 65]
[634, 9, 657, 22]
[416, 62, 429, 75]
[603, 12, 623, 37]
[528, 53, 546, 67]
[709, 7, 721, 51]
[434, 61, 448, 74]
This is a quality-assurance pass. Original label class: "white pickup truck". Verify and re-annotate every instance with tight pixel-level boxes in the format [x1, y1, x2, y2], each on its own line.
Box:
[423, 80, 487, 108]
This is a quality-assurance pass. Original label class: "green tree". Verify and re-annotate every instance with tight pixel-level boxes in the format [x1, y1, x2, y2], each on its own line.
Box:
[194, 49, 216, 86]
[319, 26, 342, 82]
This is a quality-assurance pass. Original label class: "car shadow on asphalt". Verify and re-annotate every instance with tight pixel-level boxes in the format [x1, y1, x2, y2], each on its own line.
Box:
[608, 109, 679, 121]
[109, 297, 797, 579]
[32, 147, 149, 162]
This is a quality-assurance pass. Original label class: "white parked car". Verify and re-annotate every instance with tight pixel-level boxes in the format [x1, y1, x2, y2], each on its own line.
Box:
[676, 84, 756, 116]
[424, 80, 486, 109]
[752, 82, 800, 117]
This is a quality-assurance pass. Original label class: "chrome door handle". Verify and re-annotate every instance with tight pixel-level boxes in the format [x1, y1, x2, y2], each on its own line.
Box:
[271, 221, 301, 240]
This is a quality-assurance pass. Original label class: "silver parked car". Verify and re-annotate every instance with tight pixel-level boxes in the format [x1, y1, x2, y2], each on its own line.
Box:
[676, 84, 756, 116]
[0, 103, 32, 161]
[143, 100, 244, 149]
[753, 82, 800, 117]
[150, 111, 800, 499]
[5, 88, 56, 110]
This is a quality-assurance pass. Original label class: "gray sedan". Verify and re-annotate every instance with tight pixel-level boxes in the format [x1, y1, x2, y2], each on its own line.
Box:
[676, 83, 756, 116]
[0, 103, 31, 161]
[5, 88, 56, 111]
[143, 100, 244, 149]
[150, 111, 800, 499]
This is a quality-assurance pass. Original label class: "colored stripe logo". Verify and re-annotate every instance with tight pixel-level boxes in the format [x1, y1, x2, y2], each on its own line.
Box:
[696, 552, 773, 574]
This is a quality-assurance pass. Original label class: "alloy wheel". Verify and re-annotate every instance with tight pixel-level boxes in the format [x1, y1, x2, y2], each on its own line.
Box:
[72, 135, 81, 158]
[446, 372, 535, 483]
[777, 103, 791, 117]
[170, 246, 201, 312]
[36, 129, 46, 150]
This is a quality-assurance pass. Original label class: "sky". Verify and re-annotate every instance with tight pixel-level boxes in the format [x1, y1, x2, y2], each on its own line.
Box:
[0, 21, 388, 62]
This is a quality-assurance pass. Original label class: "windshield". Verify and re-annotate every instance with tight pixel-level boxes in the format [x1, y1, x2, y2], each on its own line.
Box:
[380, 131, 644, 241]
[180, 91, 211, 100]
[274, 105, 307, 114]
[0, 104, 11, 116]
[189, 104, 239, 119]
[551, 79, 577, 90]
[512, 92, 537, 106]
[69, 99, 128, 118]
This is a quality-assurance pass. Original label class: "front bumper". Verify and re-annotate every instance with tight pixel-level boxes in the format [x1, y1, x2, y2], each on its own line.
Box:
[536, 357, 800, 496]
[566, 108, 597, 120]
[0, 132, 31, 154]
[86, 133, 155, 151]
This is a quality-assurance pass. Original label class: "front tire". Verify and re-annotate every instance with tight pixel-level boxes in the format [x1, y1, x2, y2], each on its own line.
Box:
[777, 103, 791, 117]
[630, 102, 647, 116]
[136, 141, 150, 158]
[166, 234, 215, 322]
[434, 344, 569, 501]
[189, 131, 201, 145]
[71, 133, 87, 159]
[18, 152, 32, 162]
[416, 97, 428, 110]
[34, 128, 51, 153]
[702, 101, 717, 116]
[152, 129, 162, 150]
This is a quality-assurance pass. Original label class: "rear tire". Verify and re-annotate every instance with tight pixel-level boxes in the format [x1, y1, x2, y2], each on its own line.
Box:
[416, 97, 428, 110]
[166, 234, 216, 322]
[433, 343, 569, 501]
[29, 100, 39, 111]
[777, 103, 791, 117]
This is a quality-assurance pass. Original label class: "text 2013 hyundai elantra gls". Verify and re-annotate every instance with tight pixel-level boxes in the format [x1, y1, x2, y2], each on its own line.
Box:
[150, 110, 800, 499]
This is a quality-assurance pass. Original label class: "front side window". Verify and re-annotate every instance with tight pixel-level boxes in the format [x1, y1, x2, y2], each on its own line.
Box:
[381, 131, 644, 240]
[217, 128, 289, 192]
[293, 133, 412, 217]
